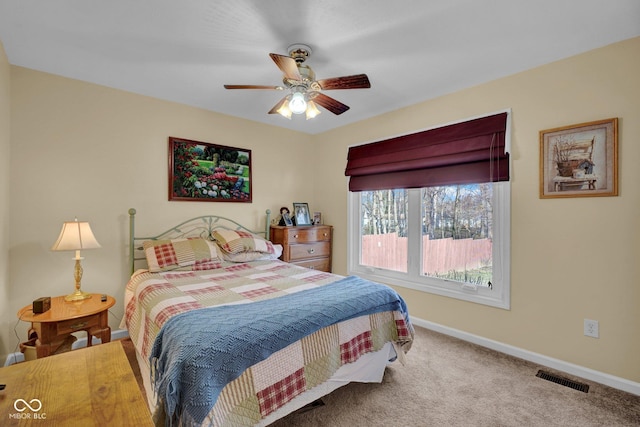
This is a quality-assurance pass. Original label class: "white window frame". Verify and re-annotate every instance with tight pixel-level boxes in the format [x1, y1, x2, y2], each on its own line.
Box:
[347, 111, 511, 309]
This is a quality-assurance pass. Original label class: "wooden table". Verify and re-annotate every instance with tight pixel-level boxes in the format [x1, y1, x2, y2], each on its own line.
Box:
[17, 294, 115, 358]
[0, 341, 153, 426]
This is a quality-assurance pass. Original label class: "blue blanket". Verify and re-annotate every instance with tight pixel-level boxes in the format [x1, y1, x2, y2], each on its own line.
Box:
[150, 275, 410, 426]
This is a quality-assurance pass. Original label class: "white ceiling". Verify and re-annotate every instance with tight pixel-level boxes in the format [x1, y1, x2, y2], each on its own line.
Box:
[1, 1, 639, 135]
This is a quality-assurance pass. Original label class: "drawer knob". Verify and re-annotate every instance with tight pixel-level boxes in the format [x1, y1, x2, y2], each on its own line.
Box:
[293, 234, 299, 238]
[308, 248, 315, 254]
[323, 233, 328, 237]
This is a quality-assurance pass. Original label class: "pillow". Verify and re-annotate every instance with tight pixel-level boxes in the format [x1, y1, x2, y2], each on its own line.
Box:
[212, 229, 274, 255]
[143, 237, 221, 272]
[220, 244, 283, 263]
[220, 251, 268, 263]
[190, 259, 224, 271]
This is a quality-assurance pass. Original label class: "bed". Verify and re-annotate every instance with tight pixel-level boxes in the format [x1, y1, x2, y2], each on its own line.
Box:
[122, 208, 413, 426]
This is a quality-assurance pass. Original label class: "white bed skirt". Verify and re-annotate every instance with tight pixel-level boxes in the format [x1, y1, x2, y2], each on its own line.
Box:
[135, 341, 396, 426]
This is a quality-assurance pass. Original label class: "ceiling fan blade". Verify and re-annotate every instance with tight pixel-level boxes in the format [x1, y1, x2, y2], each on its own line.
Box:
[269, 53, 302, 81]
[224, 84, 283, 90]
[311, 92, 350, 115]
[316, 74, 371, 90]
[268, 96, 288, 114]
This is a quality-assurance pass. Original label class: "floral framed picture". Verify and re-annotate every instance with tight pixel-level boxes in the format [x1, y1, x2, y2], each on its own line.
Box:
[293, 202, 312, 226]
[169, 137, 251, 202]
[539, 118, 618, 199]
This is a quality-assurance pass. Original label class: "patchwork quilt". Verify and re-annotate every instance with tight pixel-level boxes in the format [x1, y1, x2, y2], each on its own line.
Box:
[123, 260, 413, 426]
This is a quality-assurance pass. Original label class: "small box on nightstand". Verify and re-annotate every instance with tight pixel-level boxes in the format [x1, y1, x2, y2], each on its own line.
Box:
[32, 297, 51, 313]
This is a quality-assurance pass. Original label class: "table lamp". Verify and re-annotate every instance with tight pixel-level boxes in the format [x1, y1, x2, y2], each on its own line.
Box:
[51, 218, 101, 301]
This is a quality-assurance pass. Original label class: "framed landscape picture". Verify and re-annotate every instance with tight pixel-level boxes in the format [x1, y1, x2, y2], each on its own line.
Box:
[539, 118, 618, 199]
[169, 137, 252, 202]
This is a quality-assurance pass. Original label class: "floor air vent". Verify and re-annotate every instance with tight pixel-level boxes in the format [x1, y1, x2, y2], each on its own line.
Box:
[536, 370, 589, 393]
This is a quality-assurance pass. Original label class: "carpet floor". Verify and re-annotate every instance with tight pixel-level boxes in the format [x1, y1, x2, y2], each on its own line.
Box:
[121, 326, 640, 426]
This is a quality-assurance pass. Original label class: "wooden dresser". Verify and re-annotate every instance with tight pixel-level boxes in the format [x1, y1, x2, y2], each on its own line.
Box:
[270, 225, 333, 272]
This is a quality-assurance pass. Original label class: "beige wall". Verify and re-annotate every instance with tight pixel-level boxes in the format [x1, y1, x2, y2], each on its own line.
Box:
[3, 37, 638, 385]
[4, 67, 313, 357]
[314, 37, 640, 383]
[0, 42, 10, 358]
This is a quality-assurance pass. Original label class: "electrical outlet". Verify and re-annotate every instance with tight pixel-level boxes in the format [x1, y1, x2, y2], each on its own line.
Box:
[584, 319, 599, 338]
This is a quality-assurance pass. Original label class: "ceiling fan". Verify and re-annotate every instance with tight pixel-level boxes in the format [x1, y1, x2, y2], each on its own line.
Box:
[224, 44, 371, 120]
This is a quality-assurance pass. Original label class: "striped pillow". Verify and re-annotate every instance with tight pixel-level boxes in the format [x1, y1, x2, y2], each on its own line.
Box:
[220, 251, 267, 262]
[143, 238, 221, 272]
[212, 229, 274, 255]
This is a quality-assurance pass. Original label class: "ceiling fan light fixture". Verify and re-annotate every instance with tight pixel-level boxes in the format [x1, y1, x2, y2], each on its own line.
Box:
[224, 44, 370, 120]
[276, 97, 293, 119]
[305, 100, 321, 120]
[289, 91, 307, 114]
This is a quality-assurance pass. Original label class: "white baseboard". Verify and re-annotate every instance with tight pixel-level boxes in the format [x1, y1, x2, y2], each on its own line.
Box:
[7, 322, 639, 397]
[411, 317, 640, 396]
[3, 329, 129, 367]
[70, 328, 129, 349]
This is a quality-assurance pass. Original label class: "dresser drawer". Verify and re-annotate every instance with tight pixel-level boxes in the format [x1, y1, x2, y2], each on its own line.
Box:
[289, 242, 331, 261]
[284, 227, 331, 244]
[56, 314, 100, 335]
[292, 258, 331, 272]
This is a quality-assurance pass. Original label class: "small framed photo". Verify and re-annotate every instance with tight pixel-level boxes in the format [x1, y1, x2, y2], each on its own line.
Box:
[293, 202, 312, 226]
[540, 118, 618, 199]
[313, 211, 322, 225]
[278, 207, 294, 226]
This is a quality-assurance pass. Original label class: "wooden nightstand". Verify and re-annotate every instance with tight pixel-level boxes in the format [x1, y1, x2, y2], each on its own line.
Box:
[17, 294, 115, 358]
[270, 224, 333, 272]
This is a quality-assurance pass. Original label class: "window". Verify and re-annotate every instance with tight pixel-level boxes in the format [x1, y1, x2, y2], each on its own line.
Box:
[348, 183, 510, 308]
[345, 111, 511, 309]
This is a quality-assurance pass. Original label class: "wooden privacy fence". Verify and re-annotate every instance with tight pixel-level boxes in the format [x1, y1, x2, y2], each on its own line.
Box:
[361, 233, 492, 273]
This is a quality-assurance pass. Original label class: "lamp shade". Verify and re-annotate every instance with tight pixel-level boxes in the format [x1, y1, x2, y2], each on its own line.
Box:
[51, 220, 101, 251]
[305, 100, 321, 120]
[276, 97, 293, 119]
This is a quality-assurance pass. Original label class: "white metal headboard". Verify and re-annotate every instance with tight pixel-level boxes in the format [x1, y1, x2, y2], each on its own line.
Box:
[128, 208, 271, 275]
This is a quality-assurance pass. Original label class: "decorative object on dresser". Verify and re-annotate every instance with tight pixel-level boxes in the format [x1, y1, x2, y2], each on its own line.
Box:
[292, 202, 312, 225]
[278, 206, 293, 226]
[51, 218, 102, 301]
[17, 294, 115, 358]
[270, 224, 333, 272]
[313, 211, 322, 225]
[0, 341, 153, 425]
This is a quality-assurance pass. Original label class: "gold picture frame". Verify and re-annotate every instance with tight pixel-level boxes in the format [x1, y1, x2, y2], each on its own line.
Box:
[539, 118, 618, 199]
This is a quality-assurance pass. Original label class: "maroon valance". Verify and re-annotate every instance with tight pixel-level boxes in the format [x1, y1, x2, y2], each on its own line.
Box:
[345, 113, 509, 191]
